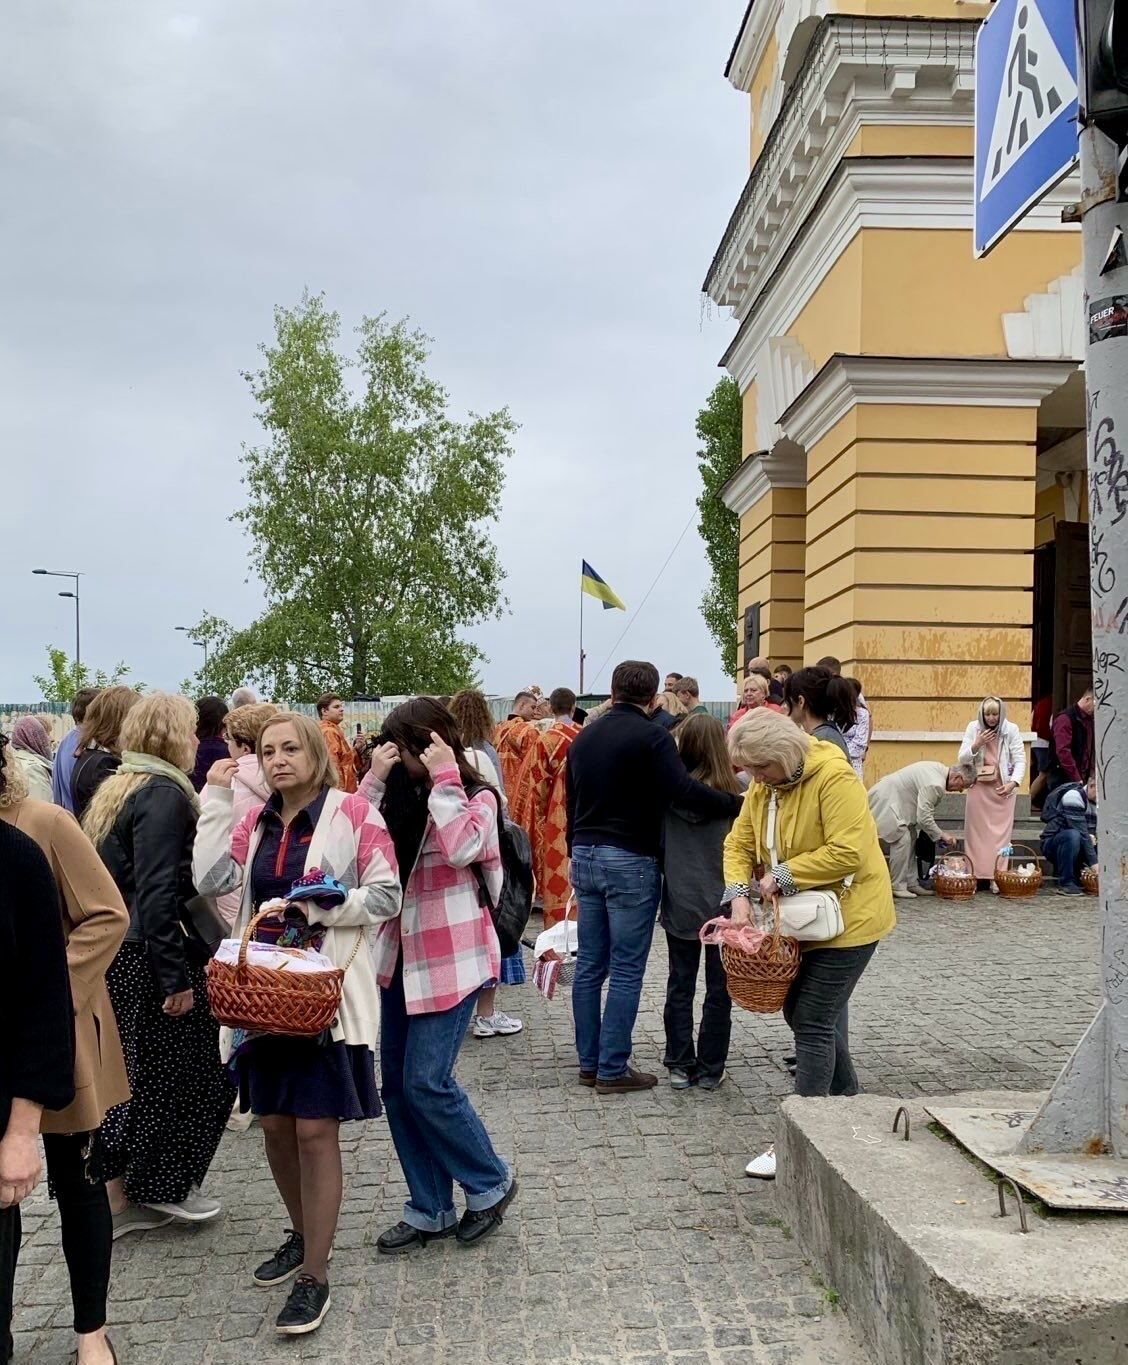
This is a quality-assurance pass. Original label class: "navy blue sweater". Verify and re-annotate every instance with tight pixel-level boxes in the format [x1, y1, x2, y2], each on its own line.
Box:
[566, 703, 742, 859]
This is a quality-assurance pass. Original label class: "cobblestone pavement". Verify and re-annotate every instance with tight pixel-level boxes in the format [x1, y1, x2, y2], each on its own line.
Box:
[13, 892, 1101, 1364]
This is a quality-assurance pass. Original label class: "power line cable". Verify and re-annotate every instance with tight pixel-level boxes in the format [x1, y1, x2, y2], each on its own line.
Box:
[590, 509, 698, 688]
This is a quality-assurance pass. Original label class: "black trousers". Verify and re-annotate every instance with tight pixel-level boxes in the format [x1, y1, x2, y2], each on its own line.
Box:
[662, 932, 732, 1081]
[782, 943, 877, 1097]
[1, 1204, 18, 1362]
[0, 1133, 110, 1355]
[43, 1133, 112, 1335]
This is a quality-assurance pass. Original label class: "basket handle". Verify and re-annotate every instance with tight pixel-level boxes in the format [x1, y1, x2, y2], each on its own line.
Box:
[1007, 843, 1041, 862]
[239, 907, 365, 975]
[764, 894, 784, 948]
[239, 907, 280, 970]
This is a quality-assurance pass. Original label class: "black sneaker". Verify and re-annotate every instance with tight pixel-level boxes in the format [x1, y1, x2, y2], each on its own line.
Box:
[254, 1229, 305, 1287]
[275, 1274, 331, 1335]
[375, 1220, 456, 1255]
[456, 1177, 518, 1246]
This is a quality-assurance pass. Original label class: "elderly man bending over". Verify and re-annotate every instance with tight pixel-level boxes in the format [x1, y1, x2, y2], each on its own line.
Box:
[868, 762, 971, 899]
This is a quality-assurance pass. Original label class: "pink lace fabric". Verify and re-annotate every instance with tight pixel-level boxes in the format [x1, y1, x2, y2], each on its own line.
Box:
[699, 916, 768, 954]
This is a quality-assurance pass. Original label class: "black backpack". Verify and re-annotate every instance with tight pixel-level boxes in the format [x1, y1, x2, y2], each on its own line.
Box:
[468, 785, 535, 957]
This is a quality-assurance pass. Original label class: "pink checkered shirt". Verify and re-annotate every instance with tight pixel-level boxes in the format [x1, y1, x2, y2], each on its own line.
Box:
[361, 762, 503, 1015]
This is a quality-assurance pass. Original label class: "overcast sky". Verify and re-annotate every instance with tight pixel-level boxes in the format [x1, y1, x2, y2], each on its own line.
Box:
[1, 1, 746, 703]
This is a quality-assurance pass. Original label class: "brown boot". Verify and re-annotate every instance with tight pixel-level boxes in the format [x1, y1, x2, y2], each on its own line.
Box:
[595, 1066, 658, 1094]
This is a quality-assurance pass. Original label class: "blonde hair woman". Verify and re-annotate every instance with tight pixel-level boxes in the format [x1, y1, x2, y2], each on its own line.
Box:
[727, 674, 769, 731]
[84, 693, 236, 1240]
[71, 685, 141, 823]
[723, 709, 895, 1180]
[193, 711, 400, 1337]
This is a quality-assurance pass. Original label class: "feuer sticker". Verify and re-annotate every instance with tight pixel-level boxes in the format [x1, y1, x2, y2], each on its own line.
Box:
[1090, 296, 1128, 343]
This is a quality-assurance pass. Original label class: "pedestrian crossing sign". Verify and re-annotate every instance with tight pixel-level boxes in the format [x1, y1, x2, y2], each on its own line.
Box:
[974, 0, 1079, 257]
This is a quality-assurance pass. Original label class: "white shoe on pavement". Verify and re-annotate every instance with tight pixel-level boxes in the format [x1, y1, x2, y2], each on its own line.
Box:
[227, 1105, 255, 1132]
[471, 1015, 496, 1038]
[745, 1146, 777, 1180]
[144, 1189, 223, 1222]
[112, 1205, 175, 1240]
[891, 886, 918, 900]
[483, 1011, 523, 1035]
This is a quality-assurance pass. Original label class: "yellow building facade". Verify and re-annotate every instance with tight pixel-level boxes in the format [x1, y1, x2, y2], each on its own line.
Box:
[706, 0, 1089, 780]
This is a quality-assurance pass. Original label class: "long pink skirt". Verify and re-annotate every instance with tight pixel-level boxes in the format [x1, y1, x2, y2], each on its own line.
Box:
[964, 780, 1017, 879]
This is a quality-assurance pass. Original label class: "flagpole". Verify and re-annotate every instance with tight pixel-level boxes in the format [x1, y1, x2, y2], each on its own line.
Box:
[579, 570, 585, 695]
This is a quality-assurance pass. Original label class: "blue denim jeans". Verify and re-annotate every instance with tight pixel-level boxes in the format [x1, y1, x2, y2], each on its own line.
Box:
[570, 845, 661, 1079]
[1043, 827, 1097, 891]
[380, 956, 511, 1232]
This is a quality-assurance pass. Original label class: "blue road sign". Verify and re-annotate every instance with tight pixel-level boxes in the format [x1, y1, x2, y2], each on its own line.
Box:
[974, 0, 1079, 257]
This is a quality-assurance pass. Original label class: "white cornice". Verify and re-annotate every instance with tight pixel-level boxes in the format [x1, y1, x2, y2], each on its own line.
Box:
[727, 0, 784, 93]
[704, 17, 984, 311]
[721, 453, 771, 516]
[721, 157, 1080, 394]
[781, 355, 1079, 452]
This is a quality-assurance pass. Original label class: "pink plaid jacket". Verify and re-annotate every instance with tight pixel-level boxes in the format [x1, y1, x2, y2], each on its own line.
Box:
[361, 762, 502, 1015]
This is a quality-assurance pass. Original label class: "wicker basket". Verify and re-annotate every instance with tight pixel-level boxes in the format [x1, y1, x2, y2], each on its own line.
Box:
[933, 852, 977, 901]
[995, 844, 1044, 899]
[1081, 863, 1099, 896]
[206, 908, 360, 1037]
[721, 902, 801, 1014]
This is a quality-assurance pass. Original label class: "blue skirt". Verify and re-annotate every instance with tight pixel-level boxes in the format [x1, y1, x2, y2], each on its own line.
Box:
[499, 949, 526, 986]
[238, 1036, 381, 1121]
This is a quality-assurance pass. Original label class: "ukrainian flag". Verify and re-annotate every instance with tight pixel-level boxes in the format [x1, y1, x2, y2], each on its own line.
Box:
[581, 560, 626, 611]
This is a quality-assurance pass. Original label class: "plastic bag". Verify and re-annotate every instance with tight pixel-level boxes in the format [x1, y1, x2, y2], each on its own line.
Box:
[699, 916, 768, 955]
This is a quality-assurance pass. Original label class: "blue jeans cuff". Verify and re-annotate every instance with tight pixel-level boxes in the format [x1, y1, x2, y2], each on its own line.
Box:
[463, 1168, 512, 1213]
[402, 1203, 458, 1233]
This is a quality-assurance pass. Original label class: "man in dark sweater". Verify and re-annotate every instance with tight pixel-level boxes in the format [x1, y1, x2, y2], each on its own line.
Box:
[0, 820, 75, 1362]
[566, 660, 741, 1093]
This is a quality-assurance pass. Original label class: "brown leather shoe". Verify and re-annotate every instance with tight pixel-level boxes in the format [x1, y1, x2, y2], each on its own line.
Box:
[578, 1070, 596, 1087]
[596, 1067, 658, 1094]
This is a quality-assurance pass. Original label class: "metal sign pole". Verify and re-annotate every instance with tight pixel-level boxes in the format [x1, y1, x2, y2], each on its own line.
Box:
[1019, 121, 1128, 1154]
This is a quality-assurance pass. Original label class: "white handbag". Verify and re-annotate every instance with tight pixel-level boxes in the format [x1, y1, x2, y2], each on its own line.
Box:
[765, 789, 847, 942]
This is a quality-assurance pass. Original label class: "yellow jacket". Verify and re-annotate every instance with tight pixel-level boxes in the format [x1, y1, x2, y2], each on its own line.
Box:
[723, 739, 895, 951]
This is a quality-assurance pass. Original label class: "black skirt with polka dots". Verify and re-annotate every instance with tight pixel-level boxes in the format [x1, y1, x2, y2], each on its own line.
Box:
[100, 941, 236, 1205]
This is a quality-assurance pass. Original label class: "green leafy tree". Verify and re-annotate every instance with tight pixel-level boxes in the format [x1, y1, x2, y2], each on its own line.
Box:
[695, 376, 742, 676]
[32, 647, 140, 704]
[204, 294, 515, 701]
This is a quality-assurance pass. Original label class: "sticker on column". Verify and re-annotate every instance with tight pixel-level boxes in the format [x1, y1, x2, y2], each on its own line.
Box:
[1090, 297, 1128, 344]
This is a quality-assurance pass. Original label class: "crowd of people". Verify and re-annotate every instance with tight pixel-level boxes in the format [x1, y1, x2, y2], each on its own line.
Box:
[0, 660, 1100, 1354]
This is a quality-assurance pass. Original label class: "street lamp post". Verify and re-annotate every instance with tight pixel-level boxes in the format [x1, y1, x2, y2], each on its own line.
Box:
[32, 569, 82, 673]
[175, 627, 208, 691]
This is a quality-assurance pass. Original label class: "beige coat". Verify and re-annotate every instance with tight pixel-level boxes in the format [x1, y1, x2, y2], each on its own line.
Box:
[0, 798, 131, 1134]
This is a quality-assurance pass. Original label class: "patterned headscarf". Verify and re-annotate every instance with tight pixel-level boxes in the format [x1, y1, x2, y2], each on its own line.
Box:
[11, 716, 51, 760]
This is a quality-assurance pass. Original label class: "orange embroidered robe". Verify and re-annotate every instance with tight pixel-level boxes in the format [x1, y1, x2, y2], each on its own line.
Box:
[511, 719, 582, 926]
[321, 720, 358, 793]
[495, 717, 537, 796]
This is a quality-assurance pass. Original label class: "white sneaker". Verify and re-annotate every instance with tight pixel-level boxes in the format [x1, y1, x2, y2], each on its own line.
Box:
[745, 1146, 777, 1180]
[112, 1205, 174, 1240]
[891, 885, 918, 900]
[484, 1011, 523, 1035]
[471, 1015, 496, 1038]
[144, 1189, 223, 1222]
[990, 880, 1000, 895]
[227, 1106, 255, 1133]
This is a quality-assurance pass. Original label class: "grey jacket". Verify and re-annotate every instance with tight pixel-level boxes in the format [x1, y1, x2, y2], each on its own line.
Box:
[659, 801, 741, 940]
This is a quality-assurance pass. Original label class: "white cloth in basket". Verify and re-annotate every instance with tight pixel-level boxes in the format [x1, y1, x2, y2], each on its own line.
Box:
[213, 939, 337, 975]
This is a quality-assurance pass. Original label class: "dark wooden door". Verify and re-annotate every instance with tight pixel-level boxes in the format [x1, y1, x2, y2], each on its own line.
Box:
[1054, 521, 1093, 710]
